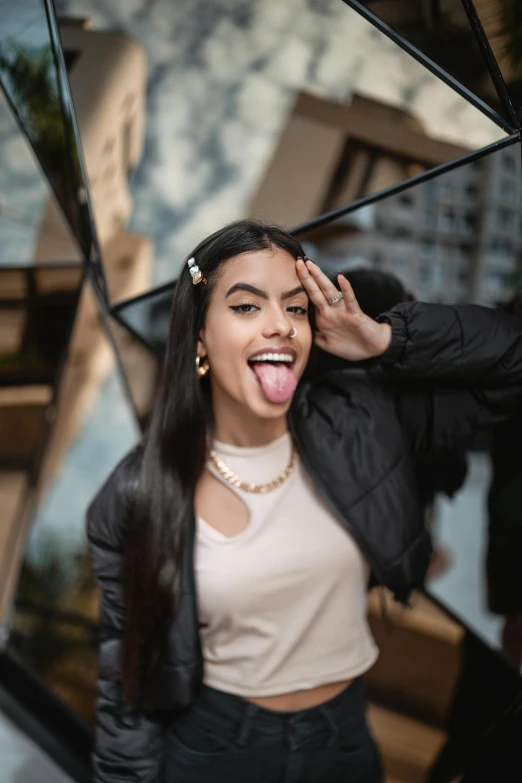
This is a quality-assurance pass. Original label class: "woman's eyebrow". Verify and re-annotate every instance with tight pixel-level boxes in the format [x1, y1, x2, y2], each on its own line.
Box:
[225, 283, 307, 300]
[281, 285, 307, 301]
[225, 283, 268, 299]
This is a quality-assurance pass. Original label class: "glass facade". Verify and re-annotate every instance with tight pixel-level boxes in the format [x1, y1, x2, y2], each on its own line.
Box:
[0, 1, 521, 780]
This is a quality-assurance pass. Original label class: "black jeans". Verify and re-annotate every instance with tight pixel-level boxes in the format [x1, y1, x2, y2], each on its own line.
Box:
[165, 678, 384, 782]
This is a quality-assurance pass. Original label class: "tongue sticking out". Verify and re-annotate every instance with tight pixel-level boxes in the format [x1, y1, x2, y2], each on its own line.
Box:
[251, 362, 298, 404]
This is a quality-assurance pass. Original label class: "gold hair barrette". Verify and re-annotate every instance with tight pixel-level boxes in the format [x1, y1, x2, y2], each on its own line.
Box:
[187, 257, 207, 285]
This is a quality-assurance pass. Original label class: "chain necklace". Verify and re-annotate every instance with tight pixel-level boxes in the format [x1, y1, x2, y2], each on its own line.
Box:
[209, 446, 297, 494]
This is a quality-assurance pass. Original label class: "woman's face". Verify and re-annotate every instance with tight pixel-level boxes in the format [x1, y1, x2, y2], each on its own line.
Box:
[198, 247, 313, 422]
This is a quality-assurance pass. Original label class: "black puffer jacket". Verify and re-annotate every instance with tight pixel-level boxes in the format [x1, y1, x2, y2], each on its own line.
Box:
[487, 406, 522, 615]
[87, 303, 522, 782]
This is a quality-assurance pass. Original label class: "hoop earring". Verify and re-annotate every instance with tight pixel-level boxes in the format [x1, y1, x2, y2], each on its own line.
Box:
[196, 355, 210, 378]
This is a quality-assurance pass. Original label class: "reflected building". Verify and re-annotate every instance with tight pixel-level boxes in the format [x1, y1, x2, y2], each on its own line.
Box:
[0, 16, 151, 626]
[310, 143, 521, 306]
[53, 17, 147, 255]
[252, 91, 521, 307]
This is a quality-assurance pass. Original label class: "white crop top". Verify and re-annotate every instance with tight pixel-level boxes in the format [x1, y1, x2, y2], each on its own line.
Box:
[195, 432, 378, 697]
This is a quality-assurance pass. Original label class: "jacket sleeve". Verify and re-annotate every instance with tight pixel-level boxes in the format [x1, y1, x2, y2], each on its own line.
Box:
[87, 450, 169, 782]
[486, 411, 522, 616]
[377, 302, 522, 453]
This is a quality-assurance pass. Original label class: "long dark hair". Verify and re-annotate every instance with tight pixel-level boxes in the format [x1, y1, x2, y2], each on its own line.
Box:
[123, 219, 305, 706]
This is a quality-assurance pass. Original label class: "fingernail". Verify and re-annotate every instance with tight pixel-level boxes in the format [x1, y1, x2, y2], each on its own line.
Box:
[296, 256, 303, 261]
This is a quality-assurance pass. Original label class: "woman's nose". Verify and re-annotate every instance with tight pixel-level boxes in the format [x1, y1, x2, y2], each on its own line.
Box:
[262, 309, 292, 338]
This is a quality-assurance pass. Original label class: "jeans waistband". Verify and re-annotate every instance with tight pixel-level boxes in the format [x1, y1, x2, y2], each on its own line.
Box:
[192, 678, 366, 750]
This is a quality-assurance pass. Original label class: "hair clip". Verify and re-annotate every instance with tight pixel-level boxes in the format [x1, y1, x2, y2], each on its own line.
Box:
[187, 257, 207, 285]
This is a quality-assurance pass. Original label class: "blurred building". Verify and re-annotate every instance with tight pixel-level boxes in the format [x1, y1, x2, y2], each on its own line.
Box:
[313, 145, 521, 306]
[252, 91, 521, 306]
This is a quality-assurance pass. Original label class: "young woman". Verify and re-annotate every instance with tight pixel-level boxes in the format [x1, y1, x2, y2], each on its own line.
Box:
[87, 220, 522, 783]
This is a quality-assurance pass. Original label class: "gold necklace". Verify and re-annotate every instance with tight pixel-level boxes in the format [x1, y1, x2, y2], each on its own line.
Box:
[209, 446, 297, 494]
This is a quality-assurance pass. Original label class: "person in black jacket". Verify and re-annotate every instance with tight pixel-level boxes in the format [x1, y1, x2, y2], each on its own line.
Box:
[314, 266, 468, 579]
[487, 294, 522, 669]
[87, 219, 522, 783]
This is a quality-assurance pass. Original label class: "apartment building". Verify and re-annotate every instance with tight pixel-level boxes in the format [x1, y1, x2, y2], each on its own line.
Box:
[310, 144, 521, 306]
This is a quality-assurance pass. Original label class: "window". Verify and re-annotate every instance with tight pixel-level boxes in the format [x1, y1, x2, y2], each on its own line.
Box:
[424, 210, 437, 229]
[440, 207, 456, 231]
[486, 270, 510, 285]
[497, 209, 513, 229]
[464, 183, 478, 199]
[502, 152, 516, 171]
[419, 265, 432, 285]
[392, 253, 408, 269]
[398, 192, 413, 207]
[432, 263, 446, 287]
[425, 181, 437, 199]
[420, 240, 435, 258]
[391, 225, 412, 239]
[501, 179, 516, 199]
[458, 269, 470, 283]
[489, 238, 512, 257]
[463, 214, 477, 234]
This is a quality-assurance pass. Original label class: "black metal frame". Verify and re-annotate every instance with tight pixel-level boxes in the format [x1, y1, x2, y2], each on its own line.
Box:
[460, 0, 520, 127]
[112, 305, 168, 357]
[88, 266, 150, 428]
[110, 279, 176, 357]
[109, 132, 521, 328]
[45, 0, 109, 301]
[291, 132, 521, 236]
[0, 647, 92, 782]
[0, 90, 82, 272]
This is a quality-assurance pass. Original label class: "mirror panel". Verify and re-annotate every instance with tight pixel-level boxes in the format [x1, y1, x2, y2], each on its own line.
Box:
[9, 335, 140, 723]
[0, 1, 89, 253]
[54, 0, 505, 292]
[0, 81, 82, 265]
[352, 0, 517, 123]
[300, 139, 522, 308]
[474, 0, 522, 116]
[112, 285, 175, 359]
[0, 2, 520, 780]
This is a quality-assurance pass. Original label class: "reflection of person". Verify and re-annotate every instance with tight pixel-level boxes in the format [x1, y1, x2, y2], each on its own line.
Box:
[86, 220, 522, 783]
[333, 268, 414, 319]
[316, 267, 467, 579]
[487, 294, 522, 670]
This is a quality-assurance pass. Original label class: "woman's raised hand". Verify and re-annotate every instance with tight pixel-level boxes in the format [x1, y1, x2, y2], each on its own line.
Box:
[296, 257, 392, 362]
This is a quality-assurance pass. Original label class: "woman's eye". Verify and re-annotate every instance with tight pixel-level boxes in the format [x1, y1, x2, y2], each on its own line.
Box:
[287, 305, 308, 315]
[229, 303, 260, 314]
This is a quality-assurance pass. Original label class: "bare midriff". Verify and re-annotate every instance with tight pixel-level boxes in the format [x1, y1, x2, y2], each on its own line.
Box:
[244, 678, 354, 712]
